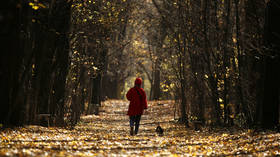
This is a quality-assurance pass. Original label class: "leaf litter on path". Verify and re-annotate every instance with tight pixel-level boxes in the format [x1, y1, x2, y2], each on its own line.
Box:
[1, 100, 280, 156]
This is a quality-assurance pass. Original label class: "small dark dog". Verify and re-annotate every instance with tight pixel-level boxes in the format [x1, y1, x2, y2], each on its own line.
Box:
[156, 123, 164, 136]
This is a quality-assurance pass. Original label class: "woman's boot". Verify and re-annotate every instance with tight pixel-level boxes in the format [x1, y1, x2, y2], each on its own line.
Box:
[130, 126, 134, 136]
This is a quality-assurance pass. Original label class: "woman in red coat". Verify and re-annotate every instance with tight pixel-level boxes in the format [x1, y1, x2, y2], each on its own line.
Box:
[126, 78, 148, 135]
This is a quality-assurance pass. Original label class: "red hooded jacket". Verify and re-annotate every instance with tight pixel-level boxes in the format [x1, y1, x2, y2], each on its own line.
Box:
[126, 78, 148, 116]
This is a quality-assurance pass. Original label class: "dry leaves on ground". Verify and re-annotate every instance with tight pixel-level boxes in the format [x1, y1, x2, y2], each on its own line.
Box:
[1, 100, 280, 156]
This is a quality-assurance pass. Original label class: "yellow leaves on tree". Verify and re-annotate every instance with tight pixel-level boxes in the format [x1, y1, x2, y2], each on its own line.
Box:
[29, 1, 47, 10]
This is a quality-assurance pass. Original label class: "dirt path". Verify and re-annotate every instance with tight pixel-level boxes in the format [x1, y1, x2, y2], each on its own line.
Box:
[1, 100, 280, 156]
[76, 100, 184, 155]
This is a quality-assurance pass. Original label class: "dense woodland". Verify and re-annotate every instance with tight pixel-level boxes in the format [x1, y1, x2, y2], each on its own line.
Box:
[0, 0, 279, 129]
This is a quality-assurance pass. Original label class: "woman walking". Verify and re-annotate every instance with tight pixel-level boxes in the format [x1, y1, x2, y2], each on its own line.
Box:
[126, 78, 148, 135]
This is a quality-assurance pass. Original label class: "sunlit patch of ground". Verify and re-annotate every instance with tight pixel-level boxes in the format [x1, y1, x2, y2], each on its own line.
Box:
[1, 100, 280, 156]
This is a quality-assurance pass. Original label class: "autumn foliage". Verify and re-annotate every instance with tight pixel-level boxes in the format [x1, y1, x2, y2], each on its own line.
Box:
[0, 1, 279, 157]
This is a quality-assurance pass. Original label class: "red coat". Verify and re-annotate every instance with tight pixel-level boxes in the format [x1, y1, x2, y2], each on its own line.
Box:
[126, 87, 148, 116]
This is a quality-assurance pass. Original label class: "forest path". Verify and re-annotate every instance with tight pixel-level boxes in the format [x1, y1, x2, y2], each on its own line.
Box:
[1, 100, 280, 156]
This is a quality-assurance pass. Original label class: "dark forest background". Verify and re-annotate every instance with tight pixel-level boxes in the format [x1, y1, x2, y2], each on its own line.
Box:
[0, 0, 279, 129]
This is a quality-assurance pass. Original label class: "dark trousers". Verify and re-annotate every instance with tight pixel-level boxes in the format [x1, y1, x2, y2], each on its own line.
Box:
[129, 115, 141, 134]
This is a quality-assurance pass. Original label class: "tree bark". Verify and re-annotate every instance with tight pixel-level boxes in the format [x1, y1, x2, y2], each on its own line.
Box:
[262, 0, 280, 128]
[152, 59, 161, 100]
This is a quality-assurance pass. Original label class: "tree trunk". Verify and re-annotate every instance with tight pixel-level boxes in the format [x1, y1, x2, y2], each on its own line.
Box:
[91, 73, 102, 115]
[222, 0, 232, 125]
[180, 79, 188, 126]
[262, 0, 280, 128]
[262, 57, 279, 128]
[152, 60, 161, 100]
[50, 0, 71, 126]
[0, 0, 25, 126]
